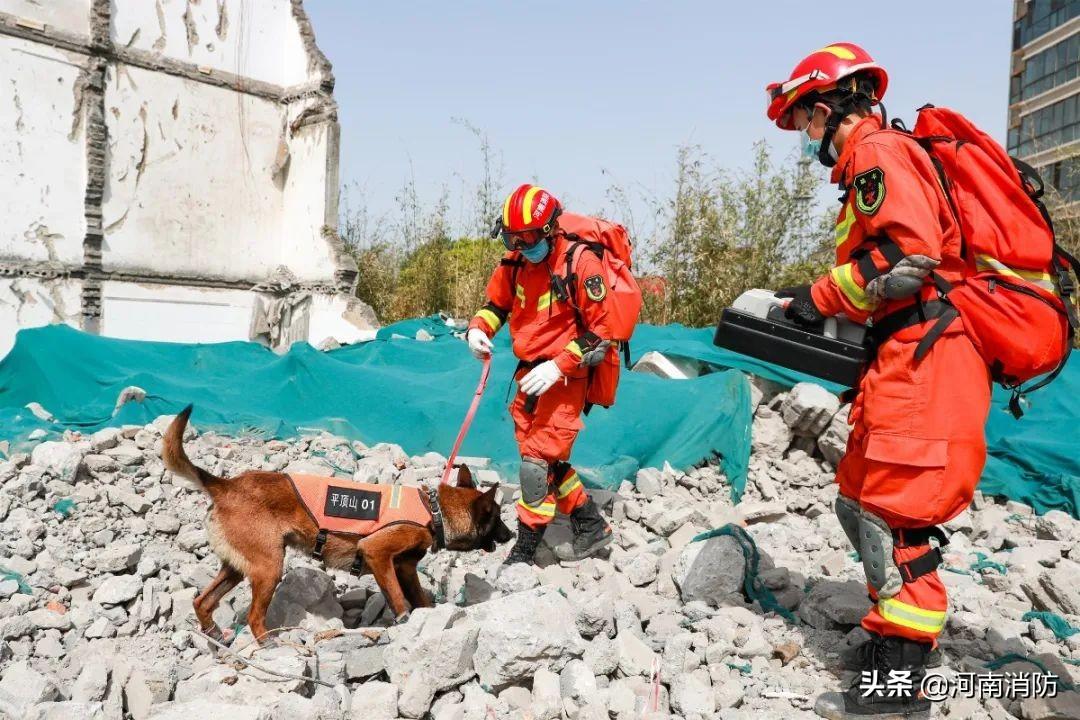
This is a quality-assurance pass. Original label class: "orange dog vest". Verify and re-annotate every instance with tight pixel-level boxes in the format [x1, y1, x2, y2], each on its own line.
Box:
[287, 474, 432, 537]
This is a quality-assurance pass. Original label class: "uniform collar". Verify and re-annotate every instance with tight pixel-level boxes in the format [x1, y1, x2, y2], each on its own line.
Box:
[830, 114, 884, 185]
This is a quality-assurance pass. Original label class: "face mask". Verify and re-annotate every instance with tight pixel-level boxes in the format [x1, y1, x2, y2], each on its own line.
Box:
[800, 126, 839, 163]
[520, 239, 550, 264]
[800, 127, 822, 159]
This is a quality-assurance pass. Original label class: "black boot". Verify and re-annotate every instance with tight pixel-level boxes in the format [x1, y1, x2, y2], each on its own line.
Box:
[815, 634, 933, 719]
[839, 632, 943, 671]
[504, 523, 545, 565]
[558, 497, 613, 561]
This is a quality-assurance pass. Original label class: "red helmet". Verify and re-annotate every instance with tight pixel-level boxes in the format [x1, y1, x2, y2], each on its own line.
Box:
[500, 183, 561, 235]
[766, 43, 888, 130]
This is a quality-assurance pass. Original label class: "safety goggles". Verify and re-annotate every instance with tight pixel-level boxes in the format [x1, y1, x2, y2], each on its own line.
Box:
[500, 228, 546, 252]
[766, 69, 825, 110]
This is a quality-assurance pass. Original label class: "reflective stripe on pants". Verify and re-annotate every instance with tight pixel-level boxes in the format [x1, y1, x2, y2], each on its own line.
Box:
[517, 471, 586, 529]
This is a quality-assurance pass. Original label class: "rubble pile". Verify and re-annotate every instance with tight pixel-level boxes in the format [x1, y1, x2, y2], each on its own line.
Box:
[1, 380, 1079, 719]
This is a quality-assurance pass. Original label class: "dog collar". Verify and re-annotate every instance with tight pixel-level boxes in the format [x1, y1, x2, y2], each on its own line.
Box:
[427, 486, 446, 551]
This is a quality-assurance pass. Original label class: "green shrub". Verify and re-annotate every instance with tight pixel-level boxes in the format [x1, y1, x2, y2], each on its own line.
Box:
[636, 143, 834, 326]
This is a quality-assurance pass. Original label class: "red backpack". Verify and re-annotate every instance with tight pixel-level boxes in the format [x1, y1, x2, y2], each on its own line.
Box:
[557, 212, 643, 408]
[898, 105, 1079, 416]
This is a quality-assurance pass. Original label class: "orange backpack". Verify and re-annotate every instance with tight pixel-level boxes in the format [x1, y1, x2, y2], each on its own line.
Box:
[557, 212, 643, 408]
[898, 105, 1078, 416]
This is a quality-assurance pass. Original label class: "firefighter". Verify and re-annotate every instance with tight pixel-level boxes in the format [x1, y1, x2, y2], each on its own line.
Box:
[766, 43, 991, 719]
[466, 184, 614, 565]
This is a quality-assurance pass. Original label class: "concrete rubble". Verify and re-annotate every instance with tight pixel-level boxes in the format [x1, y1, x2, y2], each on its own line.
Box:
[1, 380, 1079, 720]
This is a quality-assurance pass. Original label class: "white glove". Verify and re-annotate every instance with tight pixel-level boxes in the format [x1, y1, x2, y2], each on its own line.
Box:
[519, 360, 563, 396]
[466, 328, 493, 359]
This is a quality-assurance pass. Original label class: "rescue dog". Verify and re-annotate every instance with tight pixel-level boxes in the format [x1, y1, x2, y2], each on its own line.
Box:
[161, 406, 513, 644]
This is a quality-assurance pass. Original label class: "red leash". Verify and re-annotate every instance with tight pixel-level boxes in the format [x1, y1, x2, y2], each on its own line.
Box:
[439, 355, 492, 485]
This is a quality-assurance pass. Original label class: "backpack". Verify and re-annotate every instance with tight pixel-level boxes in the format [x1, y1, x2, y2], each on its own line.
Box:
[895, 105, 1079, 417]
[557, 213, 643, 408]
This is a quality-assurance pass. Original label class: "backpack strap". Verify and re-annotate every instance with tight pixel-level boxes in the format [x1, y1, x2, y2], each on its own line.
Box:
[562, 239, 604, 333]
[499, 256, 525, 314]
[1053, 244, 1080, 330]
[563, 237, 635, 369]
[849, 236, 906, 283]
[1008, 344, 1072, 419]
[1011, 157, 1046, 199]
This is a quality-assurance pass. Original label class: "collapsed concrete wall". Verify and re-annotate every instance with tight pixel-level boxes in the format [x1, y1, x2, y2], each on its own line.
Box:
[0, 0, 372, 357]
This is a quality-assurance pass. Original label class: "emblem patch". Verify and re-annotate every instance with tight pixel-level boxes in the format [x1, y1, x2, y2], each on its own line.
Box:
[584, 274, 606, 302]
[853, 167, 886, 215]
[324, 486, 381, 520]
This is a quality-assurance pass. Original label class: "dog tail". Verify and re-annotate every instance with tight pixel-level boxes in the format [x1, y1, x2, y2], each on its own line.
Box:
[161, 404, 222, 493]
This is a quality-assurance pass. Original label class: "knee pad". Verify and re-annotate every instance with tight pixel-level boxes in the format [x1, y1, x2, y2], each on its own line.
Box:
[858, 510, 903, 599]
[518, 457, 550, 506]
[550, 461, 572, 484]
[834, 495, 861, 551]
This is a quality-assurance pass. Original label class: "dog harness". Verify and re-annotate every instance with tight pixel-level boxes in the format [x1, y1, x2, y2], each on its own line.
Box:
[287, 475, 445, 573]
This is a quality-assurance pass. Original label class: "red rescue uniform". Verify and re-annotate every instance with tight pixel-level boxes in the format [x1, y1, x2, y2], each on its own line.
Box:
[469, 214, 614, 528]
[813, 116, 992, 644]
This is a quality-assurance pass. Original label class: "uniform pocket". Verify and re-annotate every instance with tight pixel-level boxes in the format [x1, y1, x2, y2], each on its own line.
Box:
[864, 433, 948, 467]
[860, 433, 948, 525]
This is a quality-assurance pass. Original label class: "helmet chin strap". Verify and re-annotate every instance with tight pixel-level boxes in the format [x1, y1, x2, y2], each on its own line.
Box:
[817, 107, 844, 168]
[816, 95, 885, 168]
[816, 93, 857, 168]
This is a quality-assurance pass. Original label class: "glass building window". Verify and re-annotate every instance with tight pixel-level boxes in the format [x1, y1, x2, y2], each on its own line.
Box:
[1009, 34, 1080, 104]
[1010, 94, 1080, 156]
[1014, 0, 1080, 48]
[1039, 155, 1080, 203]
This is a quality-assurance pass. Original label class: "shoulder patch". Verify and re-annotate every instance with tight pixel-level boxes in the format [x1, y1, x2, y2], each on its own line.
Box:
[853, 166, 886, 216]
[584, 274, 606, 302]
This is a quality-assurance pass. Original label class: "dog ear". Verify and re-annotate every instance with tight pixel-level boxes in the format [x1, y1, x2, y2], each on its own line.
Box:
[455, 465, 476, 489]
[470, 484, 499, 513]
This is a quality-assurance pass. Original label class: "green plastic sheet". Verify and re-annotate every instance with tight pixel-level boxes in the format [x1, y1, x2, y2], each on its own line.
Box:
[1022, 611, 1080, 640]
[691, 524, 798, 624]
[0, 322, 755, 497]
[981, 356, 1080, 519]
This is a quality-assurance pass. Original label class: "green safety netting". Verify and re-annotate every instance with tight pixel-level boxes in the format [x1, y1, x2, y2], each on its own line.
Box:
[1, 319, 1077, 516]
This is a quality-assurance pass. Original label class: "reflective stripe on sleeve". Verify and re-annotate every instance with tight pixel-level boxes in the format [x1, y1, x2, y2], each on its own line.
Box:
[475, 308, 502, 333]
[830, 262, 876, 310]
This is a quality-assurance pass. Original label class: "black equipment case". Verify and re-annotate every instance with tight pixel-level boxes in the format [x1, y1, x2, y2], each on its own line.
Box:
[714, 306, 869, 387]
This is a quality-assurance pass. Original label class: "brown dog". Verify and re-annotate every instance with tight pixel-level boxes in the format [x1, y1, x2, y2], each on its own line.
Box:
[161, 406, 513, 644]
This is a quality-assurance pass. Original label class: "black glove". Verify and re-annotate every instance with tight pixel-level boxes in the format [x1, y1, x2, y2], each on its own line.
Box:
[775, 285, 826, 328]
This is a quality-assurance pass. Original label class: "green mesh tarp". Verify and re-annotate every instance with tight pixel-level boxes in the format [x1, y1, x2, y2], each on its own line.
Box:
[980, 354, 1080, 519]
[1, 320, 1077, 515]
[0, 322, 755, 496]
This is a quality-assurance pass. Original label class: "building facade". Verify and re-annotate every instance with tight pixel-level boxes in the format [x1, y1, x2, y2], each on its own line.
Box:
[0, 0, 375, 358]
[1008, 0, 1080, 207]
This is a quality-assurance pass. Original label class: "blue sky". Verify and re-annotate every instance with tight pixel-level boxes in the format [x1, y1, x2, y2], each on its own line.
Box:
[306, 1, 1014, 237]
